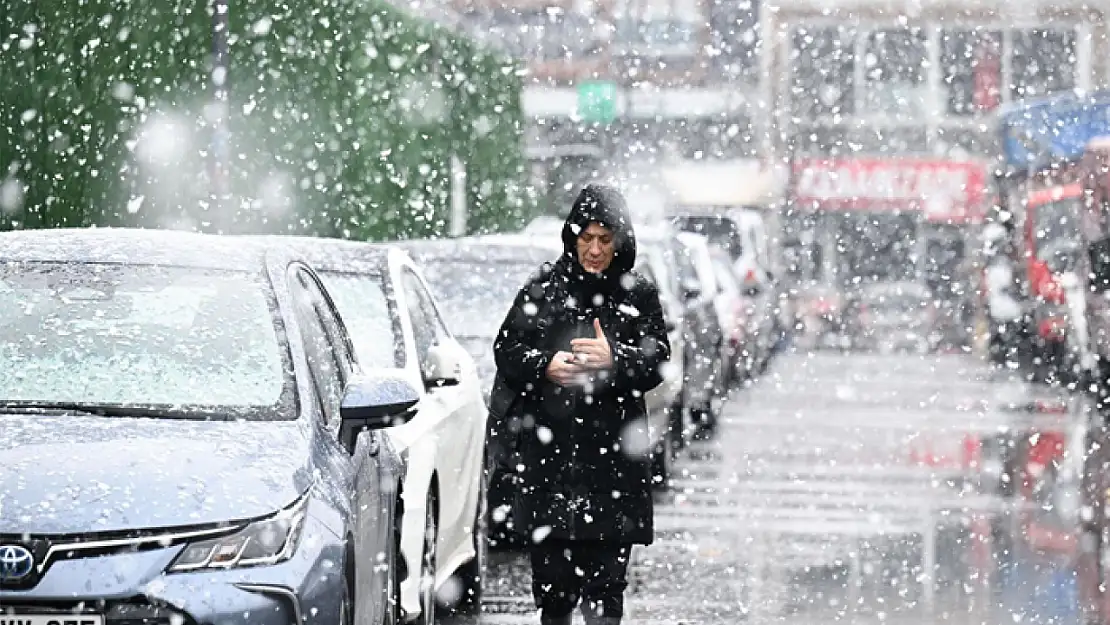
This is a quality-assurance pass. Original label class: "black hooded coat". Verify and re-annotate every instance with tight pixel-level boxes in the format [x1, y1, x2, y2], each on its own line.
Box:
[492, 185, 671, 545]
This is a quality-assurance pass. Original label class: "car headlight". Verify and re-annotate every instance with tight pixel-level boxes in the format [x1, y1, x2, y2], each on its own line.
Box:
[168, 495, 308, 572]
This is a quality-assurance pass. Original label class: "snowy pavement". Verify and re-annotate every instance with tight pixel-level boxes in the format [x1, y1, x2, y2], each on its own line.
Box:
[447, 349, 1061, 625]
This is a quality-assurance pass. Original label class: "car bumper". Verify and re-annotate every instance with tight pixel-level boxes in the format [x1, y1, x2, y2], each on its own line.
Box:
[0, 506, 348, 625]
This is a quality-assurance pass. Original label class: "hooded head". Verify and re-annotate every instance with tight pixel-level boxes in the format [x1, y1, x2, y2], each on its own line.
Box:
[560, 185, 637, 292]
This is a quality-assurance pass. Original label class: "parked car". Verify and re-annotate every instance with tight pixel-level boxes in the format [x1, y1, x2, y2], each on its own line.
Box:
[243, 235, 488, 621]
[671, 209, 776, 293]
[846, 281, 938, 353]
[637, 222, 722, 444]
[673, 209, 780, 368]
[0, 228, 409, 625]
[675, 232, 730, 434]
[634, 255, 685, 485]
[708, 245, 755, 383]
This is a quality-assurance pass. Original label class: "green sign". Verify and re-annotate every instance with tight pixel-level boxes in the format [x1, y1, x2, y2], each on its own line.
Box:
[577, 81, 618, 123]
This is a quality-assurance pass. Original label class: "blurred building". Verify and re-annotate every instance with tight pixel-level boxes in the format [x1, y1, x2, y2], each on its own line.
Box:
[763, 0, 1110, 160]
[444, 0, 764, 210]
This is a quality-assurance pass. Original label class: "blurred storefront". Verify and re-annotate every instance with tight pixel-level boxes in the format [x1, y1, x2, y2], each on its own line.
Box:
[784, 157, 989, 344]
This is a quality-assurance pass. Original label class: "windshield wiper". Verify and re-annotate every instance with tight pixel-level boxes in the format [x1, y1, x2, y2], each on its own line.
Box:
[0, 402, 197, 419]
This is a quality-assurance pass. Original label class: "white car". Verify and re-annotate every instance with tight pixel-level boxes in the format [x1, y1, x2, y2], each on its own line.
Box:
[707, 246, 748, 381]
[245, 236, 489, 624]
[677, 231, 735, 387]
[634, 253, 686, 484]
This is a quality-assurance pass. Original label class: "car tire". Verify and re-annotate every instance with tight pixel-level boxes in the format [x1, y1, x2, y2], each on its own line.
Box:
[651, 424, 674, 490]
[441, 457, 487, 616]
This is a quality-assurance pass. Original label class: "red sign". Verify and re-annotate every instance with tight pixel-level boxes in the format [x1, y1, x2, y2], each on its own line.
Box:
[792, 158, 988, 223]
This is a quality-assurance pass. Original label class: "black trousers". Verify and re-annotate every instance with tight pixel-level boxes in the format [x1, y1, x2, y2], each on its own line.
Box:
[530, 540, 632, 620]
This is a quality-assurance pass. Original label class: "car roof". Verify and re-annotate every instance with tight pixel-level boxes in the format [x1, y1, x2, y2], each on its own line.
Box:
[0, 227, 277, 271]
[236, 234, 394, 275]
[395, 235, 561, 265]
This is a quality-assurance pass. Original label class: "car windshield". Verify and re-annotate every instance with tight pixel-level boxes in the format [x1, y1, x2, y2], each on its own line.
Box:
[674, 216, 742, 259]
[419, 258, 535, 339]
[317, 271, 401, 368]
[0, 262, 291, 417]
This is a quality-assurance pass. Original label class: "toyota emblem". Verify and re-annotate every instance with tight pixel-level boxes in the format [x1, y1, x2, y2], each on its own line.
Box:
[0, 545, 34, 581]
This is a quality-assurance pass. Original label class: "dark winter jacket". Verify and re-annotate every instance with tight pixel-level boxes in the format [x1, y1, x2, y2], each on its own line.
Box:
[492, 184, 671, 545]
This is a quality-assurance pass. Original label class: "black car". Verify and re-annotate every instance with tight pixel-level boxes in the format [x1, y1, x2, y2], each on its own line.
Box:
[0, 228, 410, 625]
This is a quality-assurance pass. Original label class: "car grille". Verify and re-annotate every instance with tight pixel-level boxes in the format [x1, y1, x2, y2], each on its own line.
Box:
[0, 600, 195, 625]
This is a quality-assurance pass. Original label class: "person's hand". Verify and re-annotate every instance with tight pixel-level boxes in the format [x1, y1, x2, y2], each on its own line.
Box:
[570, 319, 613, 370]
[546, 351, 587, 387]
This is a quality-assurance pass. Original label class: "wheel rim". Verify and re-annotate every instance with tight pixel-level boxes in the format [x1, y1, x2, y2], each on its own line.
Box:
[420, 500, 437, 625]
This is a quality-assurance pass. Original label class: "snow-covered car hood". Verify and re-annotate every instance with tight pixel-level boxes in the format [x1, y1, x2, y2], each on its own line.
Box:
[0, 413, 312, 534]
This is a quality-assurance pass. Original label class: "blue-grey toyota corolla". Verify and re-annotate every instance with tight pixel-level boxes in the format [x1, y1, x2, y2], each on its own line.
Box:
[0, 228, 415, 625]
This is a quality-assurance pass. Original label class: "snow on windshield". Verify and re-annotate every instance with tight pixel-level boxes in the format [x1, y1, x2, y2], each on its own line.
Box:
[0, 263, 286, 411]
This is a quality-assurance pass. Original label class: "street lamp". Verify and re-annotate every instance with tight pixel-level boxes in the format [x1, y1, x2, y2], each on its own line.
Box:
[210, 0, 230, 225]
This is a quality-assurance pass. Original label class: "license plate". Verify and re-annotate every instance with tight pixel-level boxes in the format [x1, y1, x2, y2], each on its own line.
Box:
[0, 616, 104, 625]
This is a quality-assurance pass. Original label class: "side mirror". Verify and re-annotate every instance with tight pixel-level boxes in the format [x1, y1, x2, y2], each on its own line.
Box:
[339, 373, 420, 454]
[743, 284, 763, 297]
[423, 343, 462, 389]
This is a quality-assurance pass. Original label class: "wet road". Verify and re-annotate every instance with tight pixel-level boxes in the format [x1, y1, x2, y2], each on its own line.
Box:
[454, 350, 1054, 625]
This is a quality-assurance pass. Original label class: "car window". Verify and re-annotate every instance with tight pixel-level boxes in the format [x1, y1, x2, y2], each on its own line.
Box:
[674, 216, 743, 259]
[0, 262, 291, 417]
[413, 276, 452, 343]
[401, 270, 437, 368]
[419, 258, 535, 339]
[290, 267, 346, 427]
[318, 271, 403, 368]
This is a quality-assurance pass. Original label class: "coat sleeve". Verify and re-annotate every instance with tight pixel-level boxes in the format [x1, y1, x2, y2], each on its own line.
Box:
[608, 278, 671, 393]
[493, 271, 556, 389]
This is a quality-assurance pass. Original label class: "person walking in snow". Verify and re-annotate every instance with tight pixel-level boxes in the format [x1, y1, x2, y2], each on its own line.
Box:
[491, 184, 671, 625]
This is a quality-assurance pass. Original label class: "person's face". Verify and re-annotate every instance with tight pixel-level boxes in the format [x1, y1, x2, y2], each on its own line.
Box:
[576, 222, 615, 274]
